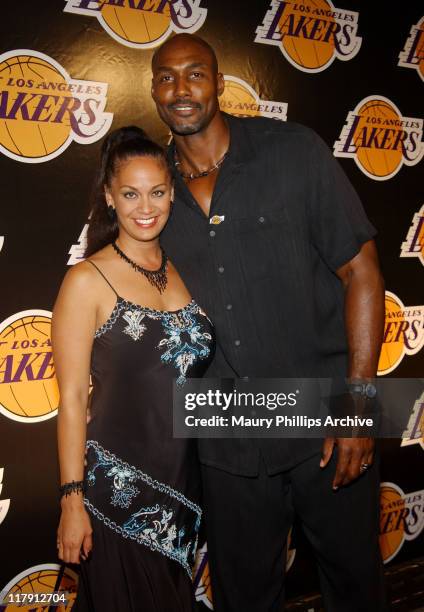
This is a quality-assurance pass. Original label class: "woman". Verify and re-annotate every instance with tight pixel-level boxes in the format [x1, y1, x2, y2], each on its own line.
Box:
[53, 127, 214, 611]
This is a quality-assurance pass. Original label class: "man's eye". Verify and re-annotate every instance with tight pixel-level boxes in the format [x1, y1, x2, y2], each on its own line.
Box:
[191, 72, 203, 78]
[159, 75, 173, 82]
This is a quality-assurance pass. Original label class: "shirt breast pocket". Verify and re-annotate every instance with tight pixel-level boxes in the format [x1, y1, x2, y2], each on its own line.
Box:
[233, 211, 287, 281]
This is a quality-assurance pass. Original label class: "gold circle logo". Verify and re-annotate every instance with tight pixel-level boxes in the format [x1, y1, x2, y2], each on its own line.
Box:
[0, 50, 113, 164]
[334, 96, 424, 180]
[378, 292, 405, 375]
[220, 76, 287, 121]
[255, 0, 361, 73]
[64, 1, 207, 49]
[379, 483, 405, 563]
[0, 310, 59, 423]
[0, 52, 72, 161]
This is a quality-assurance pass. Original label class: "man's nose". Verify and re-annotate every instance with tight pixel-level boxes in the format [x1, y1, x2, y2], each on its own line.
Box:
[174, 75, 190, 98]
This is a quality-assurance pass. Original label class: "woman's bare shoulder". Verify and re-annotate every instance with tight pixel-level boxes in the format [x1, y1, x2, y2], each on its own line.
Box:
[63, 246, 113, 288]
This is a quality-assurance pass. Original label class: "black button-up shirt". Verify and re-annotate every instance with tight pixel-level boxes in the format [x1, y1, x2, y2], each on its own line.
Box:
[161, 113, 376, 475]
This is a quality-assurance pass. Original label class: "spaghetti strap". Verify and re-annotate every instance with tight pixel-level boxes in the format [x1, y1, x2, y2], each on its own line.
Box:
[87, 260, 119, 297]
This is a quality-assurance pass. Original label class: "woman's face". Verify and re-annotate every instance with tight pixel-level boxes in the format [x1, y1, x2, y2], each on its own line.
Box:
[105, 155, 173, 243]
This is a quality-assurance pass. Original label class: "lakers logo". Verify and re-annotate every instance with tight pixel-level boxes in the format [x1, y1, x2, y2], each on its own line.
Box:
[255, 0, 361, 73]
[0, 564, 78, 610]
[193, 543, 213, 610]
[68, 222, 89, 265]
[377, 292, 424, 376]
[400, 204, 424, 266]
[0, 468, 11, 527]
[64, 0, 207, 49]
[401, 391, 424, 451]
[0, 310, 59, 423]
[334, 96, 424, 180]
[380, 482, 424, 563]
[398, 16, 424, 81]
[220, 75, 287, 121]
[0, 49, 112, 163]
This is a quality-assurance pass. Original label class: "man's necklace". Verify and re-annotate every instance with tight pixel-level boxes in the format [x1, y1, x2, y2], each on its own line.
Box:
[174, 149, 228, 181]
[112, 242, 168, 294]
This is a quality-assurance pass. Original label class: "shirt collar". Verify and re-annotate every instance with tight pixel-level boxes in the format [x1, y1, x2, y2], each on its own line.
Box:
[167, 111, 255, 174]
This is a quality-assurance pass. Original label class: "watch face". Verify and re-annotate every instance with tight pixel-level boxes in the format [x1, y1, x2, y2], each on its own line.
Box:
[365, 383, 377, 399]
[348, 382, 377, 398]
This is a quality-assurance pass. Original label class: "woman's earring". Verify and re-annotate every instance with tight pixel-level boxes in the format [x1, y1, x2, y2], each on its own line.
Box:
[107, 205, 117, 221]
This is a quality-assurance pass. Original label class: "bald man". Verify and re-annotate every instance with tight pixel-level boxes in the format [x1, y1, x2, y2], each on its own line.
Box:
[152, 34, 387, 612]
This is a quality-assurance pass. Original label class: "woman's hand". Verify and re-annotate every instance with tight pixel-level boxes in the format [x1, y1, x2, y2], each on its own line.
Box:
[57, 498, 93, 564]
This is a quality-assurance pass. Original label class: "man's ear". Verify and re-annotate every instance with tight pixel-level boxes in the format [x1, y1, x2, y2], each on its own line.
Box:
[217, 72, 225, 97]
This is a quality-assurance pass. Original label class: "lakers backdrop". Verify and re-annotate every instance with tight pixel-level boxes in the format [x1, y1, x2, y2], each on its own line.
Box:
[0, 1, 423, 609]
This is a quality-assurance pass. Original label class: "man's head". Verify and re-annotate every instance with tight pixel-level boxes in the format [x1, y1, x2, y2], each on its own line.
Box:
[151, 34, 224, 136]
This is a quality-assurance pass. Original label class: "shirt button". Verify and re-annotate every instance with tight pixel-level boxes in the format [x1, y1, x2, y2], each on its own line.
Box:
[258, 216, 265, 223]
[209, 230, 216, 237]
[218, 266, 225, 273]
[234, 340, 241, 346]
[226, 304, 232, 310]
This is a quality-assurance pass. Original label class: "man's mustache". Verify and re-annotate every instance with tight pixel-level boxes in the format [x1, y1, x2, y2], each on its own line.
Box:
[167, 101, 202, 110]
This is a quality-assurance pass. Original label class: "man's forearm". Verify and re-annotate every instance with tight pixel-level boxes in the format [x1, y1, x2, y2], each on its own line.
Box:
[336, 240, 385, 379]
[344, 270, 385, 379]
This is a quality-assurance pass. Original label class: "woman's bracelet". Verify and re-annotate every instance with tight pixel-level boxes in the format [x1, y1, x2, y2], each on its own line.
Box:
[59, 480, 85, 499]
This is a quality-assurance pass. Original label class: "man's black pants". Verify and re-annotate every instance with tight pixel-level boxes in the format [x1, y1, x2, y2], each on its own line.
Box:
[201, 450, 387, 612]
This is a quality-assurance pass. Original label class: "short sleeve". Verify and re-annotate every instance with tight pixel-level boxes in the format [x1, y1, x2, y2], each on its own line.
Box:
[307, 130, 376, 271]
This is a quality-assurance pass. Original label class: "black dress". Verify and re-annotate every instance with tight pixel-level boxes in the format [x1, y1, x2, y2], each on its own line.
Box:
[73, 262, 215, 612]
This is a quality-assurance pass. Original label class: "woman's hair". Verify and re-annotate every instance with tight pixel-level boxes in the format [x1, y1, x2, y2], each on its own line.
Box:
[84, 126, 171, 257]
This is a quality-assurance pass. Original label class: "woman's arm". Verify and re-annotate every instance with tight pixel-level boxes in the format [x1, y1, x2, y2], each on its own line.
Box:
[52, 263, 98, 563]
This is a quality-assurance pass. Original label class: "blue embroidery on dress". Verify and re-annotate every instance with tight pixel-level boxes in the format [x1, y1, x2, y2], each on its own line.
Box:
[87, 447, 140, 509]
[94, 299, 213, 385]
[85, 441, 201, 575]
[156, 304, 213, 385]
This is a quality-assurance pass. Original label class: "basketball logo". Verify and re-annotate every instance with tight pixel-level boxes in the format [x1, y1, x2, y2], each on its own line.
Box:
[0, 563, 78, 610]
[334, 96, 424, 180]
[255, 0, 361, 73]
[220, 75, 287, 121]
[0, 310, 59, 423]
[0, 467, 11, 527]
[0, 49, 113, 164]
[379, 483, 424, 564]
[400, 204, 424, 266]
[68, 222, 89, 266]
[398, 16, 424, 81]
[377, 292, 424, 376]
[64, 0, 207, 49]
[401, 391, 424, 451]
[193, 543, 213, 610]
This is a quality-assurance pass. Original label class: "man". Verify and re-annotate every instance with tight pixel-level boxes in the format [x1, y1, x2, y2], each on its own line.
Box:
[152, 34, 387, 611]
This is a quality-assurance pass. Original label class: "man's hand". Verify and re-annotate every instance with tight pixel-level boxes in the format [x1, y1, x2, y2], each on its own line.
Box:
[320, 437, 375, 490]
